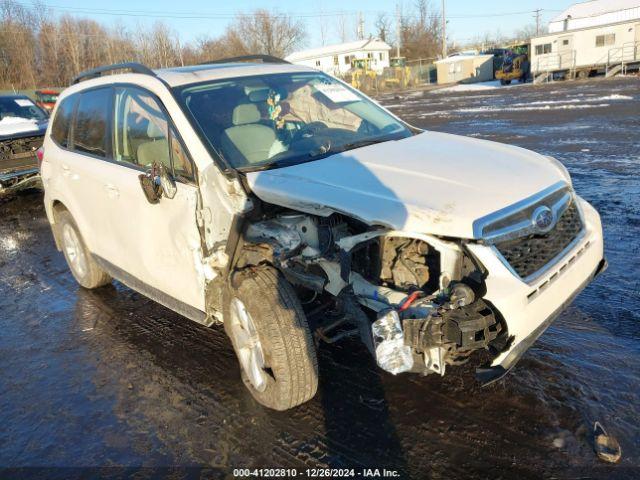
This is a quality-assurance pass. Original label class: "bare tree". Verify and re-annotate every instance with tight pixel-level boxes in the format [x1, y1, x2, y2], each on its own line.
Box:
[229, 10, 306, 57]
[399, 0, 442, 60]
[375, 13, 392, 43]
[335, 12, 350, 43]
[0, 3, 307, 89]
[317, 2, 329, 46]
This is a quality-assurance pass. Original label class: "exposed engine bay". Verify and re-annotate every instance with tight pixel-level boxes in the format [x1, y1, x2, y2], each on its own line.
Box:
[0, 134, 42, 192]
[233, 207, 508, 378]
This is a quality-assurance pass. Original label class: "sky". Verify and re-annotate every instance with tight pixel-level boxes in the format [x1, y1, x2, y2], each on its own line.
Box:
[30, 0, 575, 49]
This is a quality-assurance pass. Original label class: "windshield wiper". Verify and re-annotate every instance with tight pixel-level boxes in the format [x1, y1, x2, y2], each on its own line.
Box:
[237, 134, 403, 173]
[321, 135, 399, 157]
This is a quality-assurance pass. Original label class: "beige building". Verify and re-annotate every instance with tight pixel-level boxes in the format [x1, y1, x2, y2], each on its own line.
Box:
[434, 54, 495, 85]
[531, 0, 640, 79]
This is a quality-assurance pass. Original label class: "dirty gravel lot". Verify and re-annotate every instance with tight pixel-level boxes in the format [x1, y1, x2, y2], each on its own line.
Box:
[1, 77, 639, 479]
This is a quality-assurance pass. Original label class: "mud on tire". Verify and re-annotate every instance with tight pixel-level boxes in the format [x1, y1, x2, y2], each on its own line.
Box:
[224, 266, 318, 410]
[56, 210, 112, 289]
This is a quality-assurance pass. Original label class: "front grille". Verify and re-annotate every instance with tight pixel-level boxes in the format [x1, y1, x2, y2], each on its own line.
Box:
[495, 202, 583, 279]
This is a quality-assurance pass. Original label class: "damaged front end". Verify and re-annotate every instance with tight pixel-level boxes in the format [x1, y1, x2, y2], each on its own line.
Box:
[0, 133, 43, 194]
[231, 208, 510, 380]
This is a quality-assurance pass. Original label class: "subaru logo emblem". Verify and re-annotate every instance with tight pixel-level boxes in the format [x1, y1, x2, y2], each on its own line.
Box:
[532, 206, 555, 233]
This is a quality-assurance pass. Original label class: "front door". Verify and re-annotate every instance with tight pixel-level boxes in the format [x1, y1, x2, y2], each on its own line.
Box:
[101, 86, 205, 311]
[635, 25, 640, 60]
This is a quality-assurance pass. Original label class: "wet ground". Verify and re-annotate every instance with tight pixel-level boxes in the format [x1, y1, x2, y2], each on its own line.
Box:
[1, 77, 639, 479]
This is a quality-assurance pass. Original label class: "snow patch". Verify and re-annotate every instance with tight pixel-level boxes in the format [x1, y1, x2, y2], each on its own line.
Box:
[433, 80, 526, 93]
[598, 94, 634, 101]
[420, 103, 611, 117]
[0, 116, 39, 136]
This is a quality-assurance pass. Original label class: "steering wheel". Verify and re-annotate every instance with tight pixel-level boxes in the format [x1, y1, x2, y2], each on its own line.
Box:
[292, 122, 329, 142]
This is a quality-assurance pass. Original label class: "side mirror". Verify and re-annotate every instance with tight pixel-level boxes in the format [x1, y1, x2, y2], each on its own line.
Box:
[157, 163, 177, 200]
[138, 163, 177, 204]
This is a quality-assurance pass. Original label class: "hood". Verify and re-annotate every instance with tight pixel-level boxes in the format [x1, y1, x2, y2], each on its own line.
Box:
[0, 117, 47, 139]
[245, 131, 567, 239]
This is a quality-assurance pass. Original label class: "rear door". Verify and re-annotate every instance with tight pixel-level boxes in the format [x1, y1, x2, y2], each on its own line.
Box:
[100, 85, 205, 311]
[57, 87, 115, 260]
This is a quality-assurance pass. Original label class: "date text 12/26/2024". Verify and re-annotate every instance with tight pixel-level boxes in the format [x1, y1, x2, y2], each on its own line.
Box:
[233, 468, 401, 478]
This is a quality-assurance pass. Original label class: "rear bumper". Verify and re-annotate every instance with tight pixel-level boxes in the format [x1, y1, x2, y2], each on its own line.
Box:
[466, 196, 605, 385]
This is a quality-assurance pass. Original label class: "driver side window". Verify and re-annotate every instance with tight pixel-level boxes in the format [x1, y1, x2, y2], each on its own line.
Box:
[113, 87, 194, 181]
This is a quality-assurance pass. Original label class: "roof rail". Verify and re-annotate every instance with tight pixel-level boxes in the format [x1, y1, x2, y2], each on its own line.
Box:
[199, 55, 291, 65]
[72, 62, 157, 85]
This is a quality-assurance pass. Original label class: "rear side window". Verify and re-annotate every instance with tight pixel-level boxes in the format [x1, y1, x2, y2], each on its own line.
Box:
[51, 95, 77, 148]
[72, 88, 111, 158]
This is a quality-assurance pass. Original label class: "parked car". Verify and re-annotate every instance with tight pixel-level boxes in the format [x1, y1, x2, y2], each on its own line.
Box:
[35, 89, 60, 112]
[0, 94, 48, 193]
[40, 58, 606, 410]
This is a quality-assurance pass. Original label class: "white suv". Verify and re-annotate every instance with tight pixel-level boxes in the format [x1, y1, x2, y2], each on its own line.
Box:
[40, 57, 606, 410]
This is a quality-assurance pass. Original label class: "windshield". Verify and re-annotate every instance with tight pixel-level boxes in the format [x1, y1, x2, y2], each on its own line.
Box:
[177, 72, 412, 171]
[0, 97, 47, 122]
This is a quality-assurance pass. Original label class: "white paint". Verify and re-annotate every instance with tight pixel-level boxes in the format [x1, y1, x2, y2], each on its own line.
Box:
[247, 131, 566, 239]
[0, 116, 39, 135]
[549, 0, 640, 33]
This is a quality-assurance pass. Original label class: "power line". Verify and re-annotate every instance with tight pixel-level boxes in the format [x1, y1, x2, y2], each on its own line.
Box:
[534, 8, 542, 36]
[12, 2, 562, 21]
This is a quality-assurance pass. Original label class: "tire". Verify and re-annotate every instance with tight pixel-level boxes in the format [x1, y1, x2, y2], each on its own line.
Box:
[224, 267, 318, 410]
[56, 210, 112, 289]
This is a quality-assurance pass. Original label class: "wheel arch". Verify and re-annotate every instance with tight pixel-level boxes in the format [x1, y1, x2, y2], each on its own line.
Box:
[48, 199, 91, 253]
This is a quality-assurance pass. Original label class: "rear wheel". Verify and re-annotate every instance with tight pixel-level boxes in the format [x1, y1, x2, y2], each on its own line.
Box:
[57, 210, 111, 289]
[224, 267, 318, 410]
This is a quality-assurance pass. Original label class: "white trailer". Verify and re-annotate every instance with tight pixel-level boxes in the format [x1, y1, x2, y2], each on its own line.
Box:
[531, 1, 640, 82]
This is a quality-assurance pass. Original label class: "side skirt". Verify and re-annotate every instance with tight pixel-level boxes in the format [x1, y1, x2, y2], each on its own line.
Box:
[94, 255, 211, 326]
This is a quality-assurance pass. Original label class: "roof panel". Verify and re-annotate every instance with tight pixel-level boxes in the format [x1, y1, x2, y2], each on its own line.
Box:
[551, 0, 640, 21]
[156, 63, 317, 87]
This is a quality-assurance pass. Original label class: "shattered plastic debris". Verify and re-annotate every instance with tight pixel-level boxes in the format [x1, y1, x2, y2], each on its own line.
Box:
[593, 421, 622, 463]
[372, 310, 414, 375]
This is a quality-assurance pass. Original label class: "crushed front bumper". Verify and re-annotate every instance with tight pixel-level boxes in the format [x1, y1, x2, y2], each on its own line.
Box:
[0, 168, 41, 192]
[466, 196, 605, 385]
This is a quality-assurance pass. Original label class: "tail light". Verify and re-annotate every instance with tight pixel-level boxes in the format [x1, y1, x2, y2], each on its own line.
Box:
[36, 146, 44, 171]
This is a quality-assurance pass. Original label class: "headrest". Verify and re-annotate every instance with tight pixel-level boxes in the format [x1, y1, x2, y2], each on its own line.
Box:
[147, 121, 165, 138]
[248, 89, 269, 102]
[232, 103, 261, 126]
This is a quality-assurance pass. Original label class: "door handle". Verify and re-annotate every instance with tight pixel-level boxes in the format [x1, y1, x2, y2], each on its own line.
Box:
[61, 164, 71, 177]
[104, 184, 120, 199]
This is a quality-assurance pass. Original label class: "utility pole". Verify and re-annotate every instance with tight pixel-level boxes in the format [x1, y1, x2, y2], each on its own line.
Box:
[442, 0, 447, 58]
[534, 9, 542, 36]
[357, 12, 365, 40]
[395, 3, 401, 59]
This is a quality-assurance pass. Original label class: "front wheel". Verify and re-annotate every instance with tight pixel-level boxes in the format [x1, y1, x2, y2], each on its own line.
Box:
[224, 267, 318, 410]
